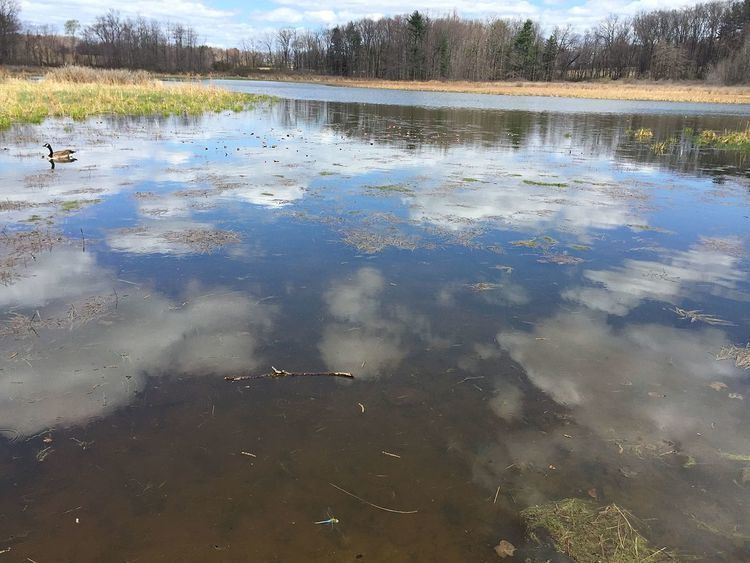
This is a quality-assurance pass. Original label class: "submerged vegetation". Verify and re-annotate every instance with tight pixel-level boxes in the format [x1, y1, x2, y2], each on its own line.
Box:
[0, 67, 271, 129]
[521, 499, 676, 562]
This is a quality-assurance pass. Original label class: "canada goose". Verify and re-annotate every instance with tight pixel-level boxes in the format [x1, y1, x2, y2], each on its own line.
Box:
[43, 143, 76, 160]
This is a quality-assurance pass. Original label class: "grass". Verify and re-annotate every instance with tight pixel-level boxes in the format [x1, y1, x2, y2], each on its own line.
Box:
[631, 127, 654, 141]
[243, 74, 750, 104]
[365, 184, 414, 194]
[60, 199, 100, 212]
[521, 498, 676, 562]
[0, 66, 271, 129]
[694, 124, 750, 151]
[523, 179, 568, 188]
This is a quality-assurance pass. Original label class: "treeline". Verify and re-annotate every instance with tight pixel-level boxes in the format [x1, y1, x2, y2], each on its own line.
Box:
[0, 0, 749, 83]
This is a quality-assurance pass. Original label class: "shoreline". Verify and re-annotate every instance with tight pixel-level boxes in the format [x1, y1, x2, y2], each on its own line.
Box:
[214, 74, 750, 105]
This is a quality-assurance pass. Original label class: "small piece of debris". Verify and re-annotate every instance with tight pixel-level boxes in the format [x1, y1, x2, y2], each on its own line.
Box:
[494, 540, 516, 558]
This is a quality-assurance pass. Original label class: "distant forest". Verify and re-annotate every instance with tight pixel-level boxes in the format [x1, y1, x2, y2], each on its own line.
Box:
[0, 0, 749, 83]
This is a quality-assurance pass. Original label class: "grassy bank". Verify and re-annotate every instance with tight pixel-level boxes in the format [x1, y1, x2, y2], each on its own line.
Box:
[241, 74, 750, 105]
[0, 67, 270, 129]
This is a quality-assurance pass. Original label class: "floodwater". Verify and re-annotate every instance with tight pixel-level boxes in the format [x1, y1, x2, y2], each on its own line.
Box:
[1, 83, 749, 561]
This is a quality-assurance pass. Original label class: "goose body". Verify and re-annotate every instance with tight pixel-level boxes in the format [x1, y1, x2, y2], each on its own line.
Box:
[43, 143, 76, 160]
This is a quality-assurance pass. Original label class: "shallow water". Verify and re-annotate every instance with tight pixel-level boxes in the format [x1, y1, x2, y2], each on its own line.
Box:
[1, 84, 749, 561]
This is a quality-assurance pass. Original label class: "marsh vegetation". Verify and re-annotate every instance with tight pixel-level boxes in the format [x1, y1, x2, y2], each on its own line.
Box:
[0, 66, 270, 128]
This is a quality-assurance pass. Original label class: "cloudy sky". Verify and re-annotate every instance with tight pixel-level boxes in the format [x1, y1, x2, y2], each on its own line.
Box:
[19, 0, 700, 46]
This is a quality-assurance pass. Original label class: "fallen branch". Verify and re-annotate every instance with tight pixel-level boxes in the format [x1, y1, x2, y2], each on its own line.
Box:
[225, 366, 354, 382]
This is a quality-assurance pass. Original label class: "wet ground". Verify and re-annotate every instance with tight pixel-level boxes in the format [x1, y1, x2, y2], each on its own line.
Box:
[1, 84, 750, 561]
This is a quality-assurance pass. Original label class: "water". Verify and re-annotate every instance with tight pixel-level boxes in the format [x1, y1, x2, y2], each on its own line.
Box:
[1, 83, 749, 561]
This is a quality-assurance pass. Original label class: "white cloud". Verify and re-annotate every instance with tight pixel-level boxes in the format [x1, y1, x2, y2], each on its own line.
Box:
[0, 249, 275, 437]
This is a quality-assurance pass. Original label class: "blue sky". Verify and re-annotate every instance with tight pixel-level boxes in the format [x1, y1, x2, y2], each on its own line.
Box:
[20, 0, 700, 47]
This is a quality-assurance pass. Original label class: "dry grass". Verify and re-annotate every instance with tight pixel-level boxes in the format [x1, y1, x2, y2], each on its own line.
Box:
[252, 75, 750, 104]
[521, 498, 676, 562]
[342, 229, 419, 253]
[46, 66, 154, 85]
[161, 228, 240, 253]
[0, 69, 272, 129]
[0, 228, 66, 286]
[716, 344, 750, 370]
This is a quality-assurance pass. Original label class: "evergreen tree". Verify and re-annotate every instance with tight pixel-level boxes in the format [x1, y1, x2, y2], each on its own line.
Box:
[406, 10, 427, 79]
[513, 19, 537, 80]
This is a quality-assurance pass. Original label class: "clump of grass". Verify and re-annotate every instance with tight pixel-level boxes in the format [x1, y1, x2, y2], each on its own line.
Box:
[511, 235, 558, 249]
[523, 179, 568, 188]
[161, 228, 240, 253]
[521, 498, 676, 562]
[60, 199, 101, 212]
[716, 343, 750, 370]
[631, 127, 654, 141]
[342, 229, 419, 253]
[0, 73, 272, 129]
[695, 124, 750, 151]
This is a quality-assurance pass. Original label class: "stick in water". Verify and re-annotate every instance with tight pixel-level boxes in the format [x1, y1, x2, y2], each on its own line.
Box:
[225, 367, 354, 381]
[329, 483, 418, 514]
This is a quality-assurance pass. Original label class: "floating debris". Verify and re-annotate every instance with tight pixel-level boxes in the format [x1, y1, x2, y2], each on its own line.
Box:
[493, 539, 515, 558]
[365, 183, 414, 195]
[521, 498, 675, 562]
[699, 236, 746, 257]
[161, 228, 240, 253]
[537, 253, 583, 265]
[671, 307, 735, 326]
[716, 344, 750, 369]
[0, 228, 67, 286]
[225, 367, 354, 382]
[342, 229, 419, 254]
[468, 282, 501, 292]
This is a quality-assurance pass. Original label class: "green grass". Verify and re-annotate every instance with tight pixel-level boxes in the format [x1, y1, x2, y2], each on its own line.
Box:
[523, 179, 568, 188]
[694, 124, 750, 151]
[0, 75, 272, 129]
[60, 199, 101, 212]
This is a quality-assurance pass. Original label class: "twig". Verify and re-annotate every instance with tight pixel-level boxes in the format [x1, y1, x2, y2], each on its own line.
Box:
[493, 485, 501, 504]
[225, 366, 354, 381]
[381, 450, 401, 458]
[329, 483, 418, 514]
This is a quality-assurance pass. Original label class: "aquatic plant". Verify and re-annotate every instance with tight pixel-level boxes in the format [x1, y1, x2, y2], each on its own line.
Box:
[694, 124, 750, 151]
[631, 127, 654, 141]
[523, 179, 568, 188]
[0, 74, 272, 129]
[521, 498, 676, 562]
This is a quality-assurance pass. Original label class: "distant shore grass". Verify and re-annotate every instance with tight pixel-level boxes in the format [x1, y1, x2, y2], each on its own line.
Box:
[240, 74, 750, 105]
[0, 67, 271, 129]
